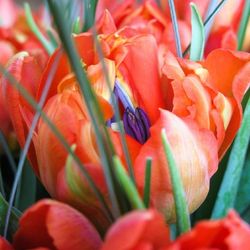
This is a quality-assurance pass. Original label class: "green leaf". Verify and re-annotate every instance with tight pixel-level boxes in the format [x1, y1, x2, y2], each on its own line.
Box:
[113, 156, 145, 210]
[168, 0, 183, 57]
[14, 161, 36, 212]
[143, 158, 152, 208]
[235, 146, 250, 214]
[190, 3, 205, 61]
[0, 193, 20, 239]
[211, 97, 250, 219]
[237, 0, 250, 50]
[82, 0, 98, 31]
[24, 2, 55, 54]
[47, 0, 121, 218]
[161, 129, 190, 235]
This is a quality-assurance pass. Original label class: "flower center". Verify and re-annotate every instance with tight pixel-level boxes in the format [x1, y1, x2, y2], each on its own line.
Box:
[107, 79, 151, 144]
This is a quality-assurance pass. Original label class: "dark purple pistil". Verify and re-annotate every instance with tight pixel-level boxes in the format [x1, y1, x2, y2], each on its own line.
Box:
[123, 107, 151, 144]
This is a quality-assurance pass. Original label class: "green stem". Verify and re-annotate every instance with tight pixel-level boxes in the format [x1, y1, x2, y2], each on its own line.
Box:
[237, 0, 250, 50]
[161, 129, 190, 235]
[113, 156, 145, 210]
[24, 2, 55, 55]
[143, 158, 152, 208]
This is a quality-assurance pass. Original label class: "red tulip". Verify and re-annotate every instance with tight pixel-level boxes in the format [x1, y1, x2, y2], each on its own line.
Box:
[167, 210, 250, 250]
[0, 237, 14, 250]
[102, 209, 170, 250]
[12, 199, 102, 250]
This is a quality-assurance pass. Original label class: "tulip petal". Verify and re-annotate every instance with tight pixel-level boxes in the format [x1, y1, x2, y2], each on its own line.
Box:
[135, 110, 218, 221]
[167, 210, 250, 250]
[13, 199, 102, 250]
[102, 209, 170, 250]
[2, 52, 43, 174]
[122, 34, 164, 122]
[204, 49, 250, 157]
[0, 237, 14, 250]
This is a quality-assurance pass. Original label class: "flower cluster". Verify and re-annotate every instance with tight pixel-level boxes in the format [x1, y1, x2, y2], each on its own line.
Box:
[0, 0, 249, 249]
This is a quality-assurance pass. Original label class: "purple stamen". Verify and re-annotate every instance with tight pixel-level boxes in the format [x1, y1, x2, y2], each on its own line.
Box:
[123, 107, 151, 144]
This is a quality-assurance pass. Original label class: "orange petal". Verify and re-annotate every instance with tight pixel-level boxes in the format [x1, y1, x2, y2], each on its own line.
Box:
[121, 34, 164, 122]
[204, 49, 250, 158]
[2, 52, 43, 175]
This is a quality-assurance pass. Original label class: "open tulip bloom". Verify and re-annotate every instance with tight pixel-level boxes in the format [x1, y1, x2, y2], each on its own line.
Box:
[0, 0, 249, 249]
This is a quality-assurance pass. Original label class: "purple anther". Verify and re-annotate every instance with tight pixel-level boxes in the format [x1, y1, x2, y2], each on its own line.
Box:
[123, 107, 151, 144]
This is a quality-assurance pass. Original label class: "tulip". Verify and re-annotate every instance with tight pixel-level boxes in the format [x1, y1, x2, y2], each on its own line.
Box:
[12, 199, 102, 250]
[0, 0, 48, 146]
[0, 237, 13, 250]
[161, 49, 250, 159]
[4, 11, 248, 229]
[96, 0, 191, 54]
[167, 210, 250, 250]
[102, 209, 170, 250]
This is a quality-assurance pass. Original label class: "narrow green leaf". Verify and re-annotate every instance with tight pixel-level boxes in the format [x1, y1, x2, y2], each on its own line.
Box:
[183, 0, 226, 57]
[235, 146, 250, 214]
[82, 0, 98, 31]
[73, 17, 81, 34]
[168, 0, 183, 58]
[190, 3, 205, 61]
[143, 158, 152, 208]
[113, 156, 145, 210]
[93, 33, 135, 183]
[161, 129, 190, 235]
[0, 193, 20, 239]
[24, 2, 55, 55]
[212, 97, 250, 219]
[237, 0, 250, 50]
[14, 161, 36, 212]
[47, 0, 121, 218]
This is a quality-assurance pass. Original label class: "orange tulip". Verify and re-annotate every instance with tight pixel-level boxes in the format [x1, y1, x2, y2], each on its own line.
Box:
[161, 49, 250, 159]
[3, 11, 248, 229]
[167, 210, 250, 250]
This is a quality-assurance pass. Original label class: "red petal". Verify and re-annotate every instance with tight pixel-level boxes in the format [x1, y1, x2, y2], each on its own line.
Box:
[0, 237, 14, 250]
[13, 199, 102, 250]
[102, 209, 170, 250]
[168, 210, 250, 250]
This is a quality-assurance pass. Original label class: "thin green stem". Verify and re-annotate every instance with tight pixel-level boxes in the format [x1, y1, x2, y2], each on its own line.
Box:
[143, 158, 152, 208]
[47, 0, 121, 218]
[24, 2, 55, 55]
[161, 129, 190, 235]
[168, 0, 183, 58]
[237, 0, 250, 50]
[93, 29, 135, 184]
[183, 0, 227, 57]
[113, 156, 145, 210]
